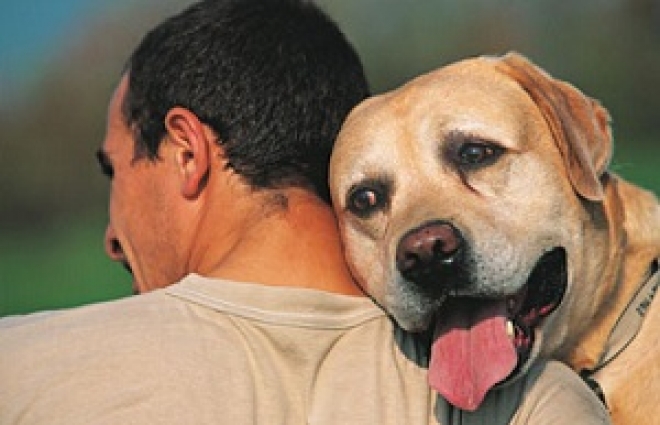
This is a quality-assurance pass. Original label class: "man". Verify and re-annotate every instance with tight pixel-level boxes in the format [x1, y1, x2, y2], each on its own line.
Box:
[98, 0, 368, 297]
[0, 1, 610, 424]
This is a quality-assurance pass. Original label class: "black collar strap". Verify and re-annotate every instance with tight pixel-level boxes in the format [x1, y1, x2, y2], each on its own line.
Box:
[580, 370, 608, 408]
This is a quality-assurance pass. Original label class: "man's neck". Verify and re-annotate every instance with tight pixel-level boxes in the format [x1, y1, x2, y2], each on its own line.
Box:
[193, 188, 365, 296]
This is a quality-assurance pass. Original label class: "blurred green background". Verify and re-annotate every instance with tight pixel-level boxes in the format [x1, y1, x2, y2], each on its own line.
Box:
[1, 0, 658, 316]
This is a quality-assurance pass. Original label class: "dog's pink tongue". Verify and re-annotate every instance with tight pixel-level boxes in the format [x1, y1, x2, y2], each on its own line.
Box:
[429, 300, 517, 411]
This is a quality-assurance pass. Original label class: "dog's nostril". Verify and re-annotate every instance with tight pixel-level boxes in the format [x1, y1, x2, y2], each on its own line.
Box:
[399, 252, 422, 274]
[396, 222, 464, 281]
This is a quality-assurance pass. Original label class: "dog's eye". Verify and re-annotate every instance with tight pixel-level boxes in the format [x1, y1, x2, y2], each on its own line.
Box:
[347, 184, 387, 217]
[458, 143, 502, 165]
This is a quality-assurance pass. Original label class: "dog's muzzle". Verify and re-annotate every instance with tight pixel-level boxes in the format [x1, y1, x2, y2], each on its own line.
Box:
[393, 221, 568, 411]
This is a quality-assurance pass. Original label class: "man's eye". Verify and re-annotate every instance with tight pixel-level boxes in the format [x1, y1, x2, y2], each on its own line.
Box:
[96, 150, 114, 179]
[100, 162, 114, 179]
[347, 185, 386, 217]
[457, 143, 502, 165]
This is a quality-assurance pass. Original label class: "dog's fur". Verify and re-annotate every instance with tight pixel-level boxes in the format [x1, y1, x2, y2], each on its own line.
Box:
[329, 52, 660, 424]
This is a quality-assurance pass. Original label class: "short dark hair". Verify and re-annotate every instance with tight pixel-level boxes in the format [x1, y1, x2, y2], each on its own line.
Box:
[123, 0, 369, 202]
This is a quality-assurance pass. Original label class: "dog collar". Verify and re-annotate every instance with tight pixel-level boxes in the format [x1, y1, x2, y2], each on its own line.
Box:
[596, 258, 659, 370]
[582, 258, 659, 407]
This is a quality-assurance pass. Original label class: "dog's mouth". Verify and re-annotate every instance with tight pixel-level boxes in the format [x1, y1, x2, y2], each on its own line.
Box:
[504, 247, 567, 368]
[428, 247, 567, 411]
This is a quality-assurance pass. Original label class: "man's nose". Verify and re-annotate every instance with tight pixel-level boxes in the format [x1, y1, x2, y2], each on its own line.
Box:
[104, 224, 126, 263]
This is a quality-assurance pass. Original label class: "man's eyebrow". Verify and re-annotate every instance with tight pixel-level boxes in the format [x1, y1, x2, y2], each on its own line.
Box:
[96, 149, 114, 178]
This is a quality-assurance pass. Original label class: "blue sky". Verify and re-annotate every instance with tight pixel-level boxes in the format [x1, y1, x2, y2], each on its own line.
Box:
[0, 0, 118, 92]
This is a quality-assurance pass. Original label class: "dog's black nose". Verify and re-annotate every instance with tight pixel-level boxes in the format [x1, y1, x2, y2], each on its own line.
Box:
[396, 221, 464, 286]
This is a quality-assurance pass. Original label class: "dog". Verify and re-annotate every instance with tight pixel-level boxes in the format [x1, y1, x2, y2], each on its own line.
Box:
[329, 52, 660, 424]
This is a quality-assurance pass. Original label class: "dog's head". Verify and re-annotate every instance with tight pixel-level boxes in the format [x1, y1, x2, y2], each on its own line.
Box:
[330, 52, 613, 410]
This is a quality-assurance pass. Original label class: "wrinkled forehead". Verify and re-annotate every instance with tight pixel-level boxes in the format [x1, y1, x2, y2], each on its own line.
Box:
[332, 58, 542, 166]
[407, 59, 532, 113]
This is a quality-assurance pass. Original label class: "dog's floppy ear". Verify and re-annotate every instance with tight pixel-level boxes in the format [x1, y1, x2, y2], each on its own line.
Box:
[492, 52, 612, 202]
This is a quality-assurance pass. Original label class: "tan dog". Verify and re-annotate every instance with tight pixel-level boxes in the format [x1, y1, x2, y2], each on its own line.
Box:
[329, 52, 660, 424]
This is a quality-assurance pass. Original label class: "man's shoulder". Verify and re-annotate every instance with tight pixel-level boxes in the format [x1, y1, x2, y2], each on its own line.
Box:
[0, 291, 181, 352]
[0, 288, 178, 337]
[0, 284, 253, 424]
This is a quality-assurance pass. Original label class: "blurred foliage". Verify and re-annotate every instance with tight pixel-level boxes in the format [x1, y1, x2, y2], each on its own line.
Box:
[0, 217, 131, 316]
[0, 0, 658, 315]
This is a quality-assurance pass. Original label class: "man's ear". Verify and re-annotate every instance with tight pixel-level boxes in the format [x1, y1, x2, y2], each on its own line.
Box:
[164, 107, 216, 199]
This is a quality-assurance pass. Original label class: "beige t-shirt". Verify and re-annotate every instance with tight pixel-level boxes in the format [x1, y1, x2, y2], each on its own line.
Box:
[0, 274, 609, 424]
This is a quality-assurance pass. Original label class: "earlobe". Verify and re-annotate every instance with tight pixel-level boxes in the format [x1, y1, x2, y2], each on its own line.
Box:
[164, 107, 213, 199]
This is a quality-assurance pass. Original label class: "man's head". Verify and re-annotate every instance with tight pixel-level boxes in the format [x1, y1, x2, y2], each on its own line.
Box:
[98, 0, 369, 292]
[124, 0, 369, 201]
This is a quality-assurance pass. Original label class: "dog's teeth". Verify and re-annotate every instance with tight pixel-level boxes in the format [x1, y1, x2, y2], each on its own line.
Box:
[506, 320, 515, 338]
